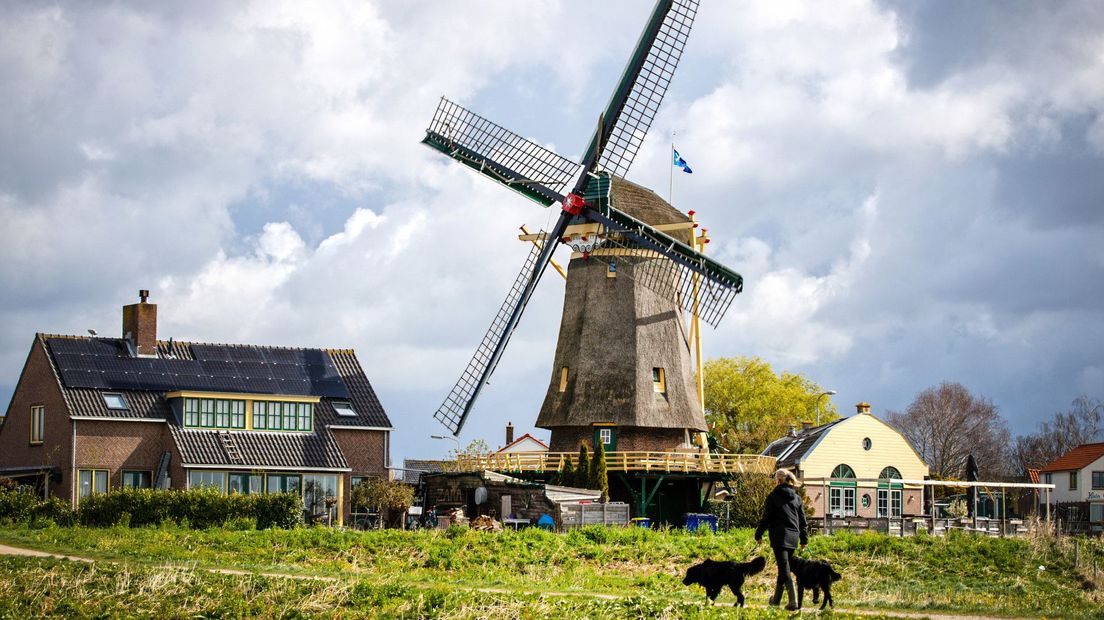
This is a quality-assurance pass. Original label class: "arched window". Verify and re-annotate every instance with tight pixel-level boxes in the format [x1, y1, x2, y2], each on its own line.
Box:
[879, 466, 902, 480]
[829, 464, 856, 517]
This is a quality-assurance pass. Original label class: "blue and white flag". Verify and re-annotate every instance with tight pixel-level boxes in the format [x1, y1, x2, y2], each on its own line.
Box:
[673, 148, 693, 174]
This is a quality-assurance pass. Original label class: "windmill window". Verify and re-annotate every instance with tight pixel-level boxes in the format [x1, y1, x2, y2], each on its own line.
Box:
[862, 437, 872, 451]
[332, 401, 358, 418]
[103, 393, 128, 410]
[559, 367, 569, 392]
[652, 368, 666, 393]
[599, 428, 612, 445]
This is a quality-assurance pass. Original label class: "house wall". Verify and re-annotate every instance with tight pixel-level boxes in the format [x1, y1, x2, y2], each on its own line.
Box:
[73, 419, 169, 495]
[797, 414, 929, 518]
[330, 428, 388, 520]
[0, 338, 73, 500]
[1046, 454, 1104, 503]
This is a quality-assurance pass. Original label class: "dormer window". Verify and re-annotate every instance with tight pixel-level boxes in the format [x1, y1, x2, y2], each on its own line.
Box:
[254, 400, 313, 432]
[103, 393, 128, 410]
[333, 401, 357, 418]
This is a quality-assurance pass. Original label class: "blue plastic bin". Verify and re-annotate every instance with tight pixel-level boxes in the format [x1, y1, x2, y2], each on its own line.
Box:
[685, 513, 717, 533]
[630, 517, 652, 529]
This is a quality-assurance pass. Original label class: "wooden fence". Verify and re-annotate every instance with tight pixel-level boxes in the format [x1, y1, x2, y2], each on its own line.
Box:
[455, 451, 776, 475]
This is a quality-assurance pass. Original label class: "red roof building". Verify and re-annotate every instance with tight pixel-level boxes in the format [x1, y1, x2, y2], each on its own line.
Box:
[1038, 442, 1104, 523]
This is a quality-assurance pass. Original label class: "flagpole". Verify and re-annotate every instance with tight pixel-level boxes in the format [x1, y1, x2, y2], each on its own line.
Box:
[669, 131, 675, 206]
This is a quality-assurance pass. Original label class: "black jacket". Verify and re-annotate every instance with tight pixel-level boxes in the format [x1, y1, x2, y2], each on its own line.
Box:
[754, 484, 808, 550]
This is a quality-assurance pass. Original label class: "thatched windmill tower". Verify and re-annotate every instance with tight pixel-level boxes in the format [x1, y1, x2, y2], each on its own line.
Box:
[537, 177, 706, 453]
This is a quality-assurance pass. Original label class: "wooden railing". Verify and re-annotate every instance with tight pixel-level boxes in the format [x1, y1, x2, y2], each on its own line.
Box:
[455, 451, 776, 475]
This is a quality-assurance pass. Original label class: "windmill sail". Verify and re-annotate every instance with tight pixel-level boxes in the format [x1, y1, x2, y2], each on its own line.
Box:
[423, 98, 578, 206]
[432, 219, 569, 435]
[580, 0, 699, 181]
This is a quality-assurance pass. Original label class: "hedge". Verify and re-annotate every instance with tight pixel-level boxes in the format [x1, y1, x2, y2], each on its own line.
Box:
[76, 487, 303, 529]
[0, 485, 302, 529]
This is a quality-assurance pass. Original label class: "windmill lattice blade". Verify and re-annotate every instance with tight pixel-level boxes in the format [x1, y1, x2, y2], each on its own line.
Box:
[432, 239, 550, 435]
[584, 206, 742, 328]
[593, 0, 699, 179]
[423, 98, 578, 206]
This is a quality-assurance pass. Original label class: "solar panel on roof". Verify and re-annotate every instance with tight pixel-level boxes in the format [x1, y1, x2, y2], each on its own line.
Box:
[234, 361, 270, 378]
[46, 338, 350, 398]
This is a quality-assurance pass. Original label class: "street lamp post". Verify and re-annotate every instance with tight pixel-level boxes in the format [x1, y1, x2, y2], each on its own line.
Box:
[430, 434, 461, 454]
[816, 390, 837, 426]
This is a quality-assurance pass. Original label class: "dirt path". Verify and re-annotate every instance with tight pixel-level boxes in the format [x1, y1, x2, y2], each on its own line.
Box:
[0, 543, 1031, 619]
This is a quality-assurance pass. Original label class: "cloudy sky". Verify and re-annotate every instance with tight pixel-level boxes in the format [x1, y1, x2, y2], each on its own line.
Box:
[2, 0, 1102, 463]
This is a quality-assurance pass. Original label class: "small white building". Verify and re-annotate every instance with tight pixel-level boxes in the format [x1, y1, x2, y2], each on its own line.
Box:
[1039, 442, 1104, 524]
[497, 422, 549, 454]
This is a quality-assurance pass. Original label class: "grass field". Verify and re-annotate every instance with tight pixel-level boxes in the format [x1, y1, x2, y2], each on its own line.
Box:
[0, 524, 1101, 619]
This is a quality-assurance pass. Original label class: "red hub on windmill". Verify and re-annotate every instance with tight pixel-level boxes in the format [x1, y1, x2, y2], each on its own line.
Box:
[562, 193, 587, 215]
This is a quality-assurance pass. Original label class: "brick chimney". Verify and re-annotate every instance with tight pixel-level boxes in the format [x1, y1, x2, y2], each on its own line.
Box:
[801, 420, 814, 431]
[122, 289, 157, 357]
[505, 422, 515, 446]
[856, 402, 871, 415]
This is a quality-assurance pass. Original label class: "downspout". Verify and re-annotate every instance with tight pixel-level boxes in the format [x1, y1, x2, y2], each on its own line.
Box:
[70, 419, 77, 509]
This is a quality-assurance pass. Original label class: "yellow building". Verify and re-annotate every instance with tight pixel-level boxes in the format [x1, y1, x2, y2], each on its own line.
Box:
[762, 403, 929, 519]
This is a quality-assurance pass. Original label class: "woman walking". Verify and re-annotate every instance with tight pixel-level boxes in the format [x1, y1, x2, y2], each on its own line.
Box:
[754, 468, 808, 610]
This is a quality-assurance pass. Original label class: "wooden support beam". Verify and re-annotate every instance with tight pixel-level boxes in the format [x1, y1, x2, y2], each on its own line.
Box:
[519, 225, 567, 280]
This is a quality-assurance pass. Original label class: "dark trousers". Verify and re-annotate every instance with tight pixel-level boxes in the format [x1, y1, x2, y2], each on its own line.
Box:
[773, 546, 795, 588]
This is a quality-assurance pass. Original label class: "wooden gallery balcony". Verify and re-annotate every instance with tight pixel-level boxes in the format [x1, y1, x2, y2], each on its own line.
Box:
[455, 451, 777, 476]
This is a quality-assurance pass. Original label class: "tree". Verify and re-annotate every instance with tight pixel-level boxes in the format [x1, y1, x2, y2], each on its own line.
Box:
[443, 439, 491, 472]
[1012, 396, 1103, 476]
[704, 356, 839, 453]
[590, 441, 609, 501]
[886, 382, 1010, 480]
[350, 478, 414, 528]
[559, 456, 576, 486]
[574, 444, 591, 488]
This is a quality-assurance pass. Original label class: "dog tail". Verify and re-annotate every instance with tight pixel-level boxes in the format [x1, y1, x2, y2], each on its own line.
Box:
[745, 555, 767, 575]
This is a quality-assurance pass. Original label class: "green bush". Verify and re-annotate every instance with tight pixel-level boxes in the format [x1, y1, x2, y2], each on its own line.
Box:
[34, 497, 75, 527]
[0, 486, 40, 524]
[75, 487, 302, 529]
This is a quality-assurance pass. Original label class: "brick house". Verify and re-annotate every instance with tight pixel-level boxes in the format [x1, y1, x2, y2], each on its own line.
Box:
[0, 292, 392, 525]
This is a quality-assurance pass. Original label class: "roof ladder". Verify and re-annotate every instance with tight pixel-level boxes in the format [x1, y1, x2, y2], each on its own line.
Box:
[154, 451, 172, 489]
[219, 431, 244, 466]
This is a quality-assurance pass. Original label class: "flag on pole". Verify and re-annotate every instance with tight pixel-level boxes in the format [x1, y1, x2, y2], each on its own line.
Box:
[673, 148, 693, 174]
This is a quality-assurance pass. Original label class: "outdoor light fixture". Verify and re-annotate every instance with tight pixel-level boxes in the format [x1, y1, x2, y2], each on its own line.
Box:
[816, 390, 837, 426]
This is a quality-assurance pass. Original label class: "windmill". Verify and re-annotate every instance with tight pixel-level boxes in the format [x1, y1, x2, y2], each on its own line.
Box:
[422, 0, 743, 453]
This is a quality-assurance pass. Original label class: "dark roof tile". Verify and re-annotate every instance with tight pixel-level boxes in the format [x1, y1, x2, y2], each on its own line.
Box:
[169, 426, 348, 470]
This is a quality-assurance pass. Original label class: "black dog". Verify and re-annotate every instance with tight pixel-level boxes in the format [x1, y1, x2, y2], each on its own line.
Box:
[682, 556, 766, 605]
[788, 556, 842, 609]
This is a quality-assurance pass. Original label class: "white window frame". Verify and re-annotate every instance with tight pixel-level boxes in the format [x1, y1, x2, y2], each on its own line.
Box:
[599, 428, 612, 445]
[103, 393, 128, 410]
[332, 401, 357, 418]
[829, 486, 856, 517]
